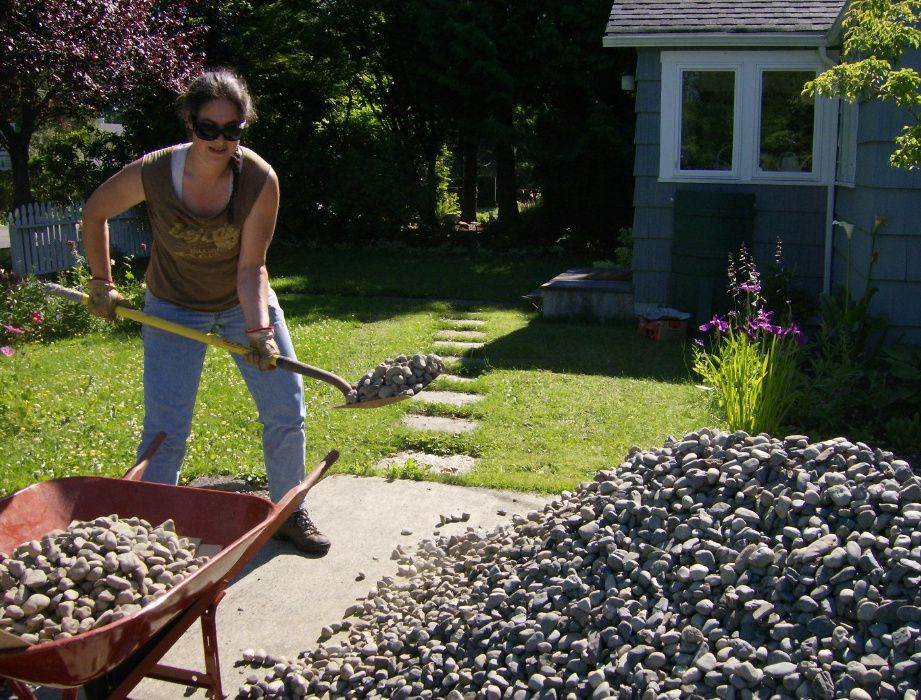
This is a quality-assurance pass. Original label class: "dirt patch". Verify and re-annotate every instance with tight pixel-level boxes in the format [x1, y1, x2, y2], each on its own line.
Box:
[373, 450, 476, 476]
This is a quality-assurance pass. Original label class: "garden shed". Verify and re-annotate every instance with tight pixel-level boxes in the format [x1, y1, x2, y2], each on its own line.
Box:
[604, 0, 921, 342]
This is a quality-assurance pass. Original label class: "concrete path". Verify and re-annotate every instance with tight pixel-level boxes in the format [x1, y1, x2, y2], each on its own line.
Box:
[131, 475, 549, 699]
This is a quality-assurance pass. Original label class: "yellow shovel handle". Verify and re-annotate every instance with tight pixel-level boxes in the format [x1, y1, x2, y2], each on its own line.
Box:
[44, 283, 354, 396]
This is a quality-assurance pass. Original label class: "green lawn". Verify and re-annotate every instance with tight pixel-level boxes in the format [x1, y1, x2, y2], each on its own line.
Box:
[0, 248, 718, 496]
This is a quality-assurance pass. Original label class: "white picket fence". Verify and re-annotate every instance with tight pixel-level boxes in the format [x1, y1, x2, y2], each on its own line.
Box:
[8, 201, 151, 275]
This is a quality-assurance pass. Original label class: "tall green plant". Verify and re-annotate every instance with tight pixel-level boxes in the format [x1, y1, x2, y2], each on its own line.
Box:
[692, 246, 806, 435]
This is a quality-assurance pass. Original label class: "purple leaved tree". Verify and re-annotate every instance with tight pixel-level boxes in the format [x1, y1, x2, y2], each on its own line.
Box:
[0, 0, 205, 208]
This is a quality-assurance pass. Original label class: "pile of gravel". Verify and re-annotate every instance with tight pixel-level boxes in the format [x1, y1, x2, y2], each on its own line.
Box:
[237, 430, 921, 699]
[0, 515, 210, 644]
[347, 354, 445, 404]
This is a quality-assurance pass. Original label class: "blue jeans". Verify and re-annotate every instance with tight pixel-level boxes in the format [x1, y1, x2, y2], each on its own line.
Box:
[136, 289, 306, 503]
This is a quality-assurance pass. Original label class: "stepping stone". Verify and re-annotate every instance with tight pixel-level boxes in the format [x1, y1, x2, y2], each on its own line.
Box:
[442, 318, 486, 326]
[441, 355, 486, 366]
[402, 414, 478, 434]
[374, 450, 476, 476]
[433, 340, 484, 350]
[438, 374, 475, 383]
[435, 330, 486, 341]
[413, 390, 483, 406]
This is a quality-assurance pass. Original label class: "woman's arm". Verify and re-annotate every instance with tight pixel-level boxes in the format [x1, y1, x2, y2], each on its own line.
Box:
[82, 159, 146, 282]
[237, 168, 280, 330]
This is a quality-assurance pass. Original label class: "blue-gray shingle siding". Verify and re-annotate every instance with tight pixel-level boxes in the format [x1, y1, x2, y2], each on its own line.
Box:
[629, 47, 829, 316]
[832, 48, 921, 343]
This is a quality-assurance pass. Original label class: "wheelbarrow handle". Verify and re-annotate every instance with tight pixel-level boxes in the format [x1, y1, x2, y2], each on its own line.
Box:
[44, 283, 354, 396]
[222, 450, 339, 584]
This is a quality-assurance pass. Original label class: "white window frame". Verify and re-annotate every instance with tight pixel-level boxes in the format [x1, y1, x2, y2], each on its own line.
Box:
[660, 50, 837, 185]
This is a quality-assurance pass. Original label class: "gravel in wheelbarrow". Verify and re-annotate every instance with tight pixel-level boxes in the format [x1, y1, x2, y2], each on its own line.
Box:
[0, 444, 337, 694]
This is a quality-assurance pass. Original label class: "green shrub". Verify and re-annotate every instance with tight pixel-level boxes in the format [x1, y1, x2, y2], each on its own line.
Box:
[0, 247, 145, 357]
[692, 245, 806, 435]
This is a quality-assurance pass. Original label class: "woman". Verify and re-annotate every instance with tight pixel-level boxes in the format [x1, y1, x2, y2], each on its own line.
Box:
[82, 68, 329, 555]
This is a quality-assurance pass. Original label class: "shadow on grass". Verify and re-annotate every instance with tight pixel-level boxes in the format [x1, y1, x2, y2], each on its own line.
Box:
[478, 316, 692, 382]
[277, 292, 520, 326]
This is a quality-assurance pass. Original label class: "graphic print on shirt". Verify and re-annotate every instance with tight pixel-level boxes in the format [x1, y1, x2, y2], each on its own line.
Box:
[168, 222, 240, 259]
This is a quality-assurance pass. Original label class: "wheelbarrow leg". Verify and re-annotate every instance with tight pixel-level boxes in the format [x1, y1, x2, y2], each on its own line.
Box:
[0, 679, 78, 699]
[84, 586, 227, 700]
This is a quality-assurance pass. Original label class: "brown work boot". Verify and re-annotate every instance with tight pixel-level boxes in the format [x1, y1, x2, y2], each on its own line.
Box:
[273, 508, 331, 555]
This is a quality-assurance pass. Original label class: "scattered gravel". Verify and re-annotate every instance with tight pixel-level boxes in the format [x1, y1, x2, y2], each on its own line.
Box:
[347, 354, 445, 404]
[0, 515, 210, 644]
[236, 429, 921, 699]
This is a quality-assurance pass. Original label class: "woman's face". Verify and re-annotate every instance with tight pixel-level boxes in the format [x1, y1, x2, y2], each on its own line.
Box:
[188, 98, 245, 160]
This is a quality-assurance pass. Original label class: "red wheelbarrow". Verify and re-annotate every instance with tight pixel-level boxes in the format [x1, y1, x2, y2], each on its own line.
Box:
[0, 434, 338, 699]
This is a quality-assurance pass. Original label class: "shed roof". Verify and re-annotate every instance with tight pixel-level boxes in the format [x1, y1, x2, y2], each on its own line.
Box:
[604, 0, 848, 47]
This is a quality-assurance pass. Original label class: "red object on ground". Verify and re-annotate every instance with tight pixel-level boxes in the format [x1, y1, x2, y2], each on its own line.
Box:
[637, 317, 688, 342]
[0, 434, 337, 699]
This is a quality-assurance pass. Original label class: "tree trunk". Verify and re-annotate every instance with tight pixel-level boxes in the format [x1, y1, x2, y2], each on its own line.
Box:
[495, 140, 519, 225]
[460, 139, 478, 223]
[1, 125, 34, 210]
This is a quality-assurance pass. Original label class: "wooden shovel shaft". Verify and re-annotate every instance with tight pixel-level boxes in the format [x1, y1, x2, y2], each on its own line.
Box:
[44, 283, 354, 396]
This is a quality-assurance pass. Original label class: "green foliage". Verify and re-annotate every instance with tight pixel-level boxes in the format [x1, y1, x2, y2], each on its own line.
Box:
[818, 217, 889, 360]
[804, 0, 921, 168]
[693, 327, 802, 436]
[692, 246, 805, 435]
[790, 217, 895, 446]
[0, 172, 12, 220]
[29, 124, 131, 206]
[882, 341, 921, 406]
[759, 239, 816, 327]
[0, 247, 145, 357]
[614, 227, 633, 269]
[381, 458, 429, 481]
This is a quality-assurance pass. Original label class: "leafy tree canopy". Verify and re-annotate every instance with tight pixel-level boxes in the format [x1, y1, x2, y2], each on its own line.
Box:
[805, 0, 921, 169]
[0, 0, 205, 206]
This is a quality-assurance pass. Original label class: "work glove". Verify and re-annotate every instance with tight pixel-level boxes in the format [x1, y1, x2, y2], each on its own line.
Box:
[86, 279, 128, 321]
[245, 327, 279, 371]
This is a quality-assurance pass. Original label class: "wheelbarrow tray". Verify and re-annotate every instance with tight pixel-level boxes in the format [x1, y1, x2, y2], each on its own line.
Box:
[0, 475, 283, 688]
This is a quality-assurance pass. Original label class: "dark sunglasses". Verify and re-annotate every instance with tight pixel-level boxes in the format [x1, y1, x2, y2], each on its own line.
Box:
[191, 118, 246, 141]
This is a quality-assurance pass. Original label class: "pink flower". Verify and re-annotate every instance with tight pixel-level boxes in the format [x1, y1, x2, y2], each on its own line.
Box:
[140, 242, 147, 251]
[67, 240, 77, 252]
[30, 311, 44, 325]
[1, 346, 14, 357]
[3, 324, 24, 335]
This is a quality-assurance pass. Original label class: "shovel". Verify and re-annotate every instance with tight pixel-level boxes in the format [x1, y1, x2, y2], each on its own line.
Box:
[44, 283, 407, 410]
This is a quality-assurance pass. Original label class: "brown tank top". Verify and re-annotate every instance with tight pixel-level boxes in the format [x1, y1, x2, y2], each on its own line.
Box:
[141, 145, 272, 311]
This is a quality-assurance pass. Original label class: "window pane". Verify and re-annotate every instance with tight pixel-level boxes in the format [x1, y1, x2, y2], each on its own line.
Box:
[680, 70, 735, 171]
[759, 71, 815, 172]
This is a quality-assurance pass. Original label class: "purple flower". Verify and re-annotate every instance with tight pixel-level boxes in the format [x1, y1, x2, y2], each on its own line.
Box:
[3, 324, 24, 335]
[736, 282, 761, 294]
[699, 315, 729, 334]
[693, 338, 704, 348]
[1, 346, 14, 357]
[783, 323, 809, 345]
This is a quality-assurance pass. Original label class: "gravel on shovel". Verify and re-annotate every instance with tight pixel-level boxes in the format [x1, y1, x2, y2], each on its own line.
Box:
[347, 354, 445, 404]
[236, 429, 921, 699]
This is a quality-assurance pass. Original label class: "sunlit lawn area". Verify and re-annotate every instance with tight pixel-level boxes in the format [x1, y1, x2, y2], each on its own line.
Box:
[0, 248, 718, 496]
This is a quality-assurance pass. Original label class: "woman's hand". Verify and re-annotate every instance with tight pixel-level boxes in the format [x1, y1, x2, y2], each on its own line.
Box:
[245, 327, 279, 371]
[86, 279, 129, 321]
